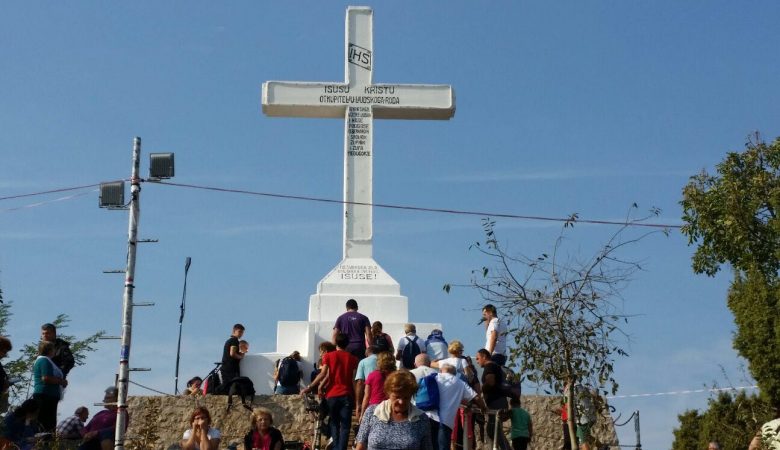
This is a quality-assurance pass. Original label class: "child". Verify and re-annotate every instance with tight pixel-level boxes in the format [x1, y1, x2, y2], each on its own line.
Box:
[509, 396, 532, 450]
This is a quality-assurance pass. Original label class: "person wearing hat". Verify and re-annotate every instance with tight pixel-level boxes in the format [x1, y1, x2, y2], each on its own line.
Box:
[78, 387, 127, 450]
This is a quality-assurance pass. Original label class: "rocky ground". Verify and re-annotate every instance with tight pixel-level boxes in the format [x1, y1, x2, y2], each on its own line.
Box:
[126, 394, 618, 450]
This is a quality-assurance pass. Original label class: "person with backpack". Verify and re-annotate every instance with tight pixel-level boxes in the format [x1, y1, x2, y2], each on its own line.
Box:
[430, 364, 486, 450]
[424, 329, 448, 363]
[370, 321, 394, 355]
[274, 351, 303, 395]
[395, 323, 427, 370]
[476, 349, 510, 450]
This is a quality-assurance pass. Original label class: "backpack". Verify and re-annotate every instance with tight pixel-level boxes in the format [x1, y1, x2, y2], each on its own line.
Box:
[415, 372, 439, 411]
[372, 333, 391, 353]
[204, 370, 222, 395]
[499, 366, 521, 400]
[278, 357, 300, 387]
[401, 336, 421, 369]
[226, 376, 255, 411]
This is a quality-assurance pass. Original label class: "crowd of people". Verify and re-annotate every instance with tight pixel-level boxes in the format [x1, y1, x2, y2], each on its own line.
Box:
[0, 305, 573, 450]
[178, 300, 537, 450]
[292, 300, 535, 450]
[6, 304, 776, 450]
[0, 324, 125, 450]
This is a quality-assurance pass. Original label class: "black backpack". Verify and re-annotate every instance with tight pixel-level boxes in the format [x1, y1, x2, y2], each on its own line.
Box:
[278, 357, 299, 387]
[226, 376, 255, 411]
[205, 370, 222, 395]
[401, 336, 421, 369]
[372, 333, 390, 353]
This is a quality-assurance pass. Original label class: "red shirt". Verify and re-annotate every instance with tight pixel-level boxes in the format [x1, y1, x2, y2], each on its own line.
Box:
[322, 349, 358, 398]
[365, 370, 388, 405]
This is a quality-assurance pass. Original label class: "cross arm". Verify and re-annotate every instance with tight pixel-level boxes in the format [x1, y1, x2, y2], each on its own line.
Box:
[262, 81, 349, 118]
[371, 84, 455, 120]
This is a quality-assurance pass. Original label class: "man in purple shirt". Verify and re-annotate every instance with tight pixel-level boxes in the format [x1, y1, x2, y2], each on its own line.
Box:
[79, 386, 127, 450]
[332, 299, 371, 360]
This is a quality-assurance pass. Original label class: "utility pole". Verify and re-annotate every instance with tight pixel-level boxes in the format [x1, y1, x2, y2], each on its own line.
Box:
[634, 410, 642, 450]
[114, 136, 141, 450]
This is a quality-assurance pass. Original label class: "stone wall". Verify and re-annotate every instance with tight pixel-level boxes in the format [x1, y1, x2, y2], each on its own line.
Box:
[126, 395, 619, 450]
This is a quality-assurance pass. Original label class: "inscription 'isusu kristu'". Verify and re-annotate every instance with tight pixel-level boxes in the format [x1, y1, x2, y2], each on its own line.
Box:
[322, 85, 396, 95]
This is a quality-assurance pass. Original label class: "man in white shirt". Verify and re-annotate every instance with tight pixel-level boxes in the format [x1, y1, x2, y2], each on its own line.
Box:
[483, 304, 507, 366]
[430, 364, 486, 450]
[395, 323, 427, 370]
[410, 354, 437, 382]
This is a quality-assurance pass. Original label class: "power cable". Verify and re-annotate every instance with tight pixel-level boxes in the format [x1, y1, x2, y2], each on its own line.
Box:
[0, 183, 104, 201]
[613, 411, 637, 427]
[0, 190, 96, 213]
[150, 180, 682, 229]
[128, 380, 174, 397]
[0, 179, 684, 229]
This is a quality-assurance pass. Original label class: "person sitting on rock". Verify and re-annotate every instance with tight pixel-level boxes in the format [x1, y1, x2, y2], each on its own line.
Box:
[181, 406, 220, 450]
[243, 407, 284, 450]
[79, 386, 127, 450]
[184, 377, 203, 396]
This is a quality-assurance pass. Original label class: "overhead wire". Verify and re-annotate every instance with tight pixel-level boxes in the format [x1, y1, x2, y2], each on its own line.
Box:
[0, 179, 684, 229]
[0, 182, 104, 201]
[151, 180, 683, 229]
[0, 189, 97, 213]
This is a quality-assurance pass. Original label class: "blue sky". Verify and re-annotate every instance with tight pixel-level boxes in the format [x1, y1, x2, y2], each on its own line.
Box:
[1, 2, 779, 448]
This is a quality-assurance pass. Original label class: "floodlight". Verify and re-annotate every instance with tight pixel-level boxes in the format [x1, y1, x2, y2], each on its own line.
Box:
[149, 153, 175, 179]
[99, 181, 125, 208]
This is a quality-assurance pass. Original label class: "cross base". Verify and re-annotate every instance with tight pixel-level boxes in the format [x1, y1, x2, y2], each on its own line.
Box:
[241, 257, 441, 394]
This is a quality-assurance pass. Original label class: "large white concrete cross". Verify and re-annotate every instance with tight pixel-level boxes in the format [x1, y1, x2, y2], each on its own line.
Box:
[262, 6, 454, 260]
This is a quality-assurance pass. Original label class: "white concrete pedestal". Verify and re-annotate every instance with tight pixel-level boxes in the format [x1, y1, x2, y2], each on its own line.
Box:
[242, 258, 441, 394]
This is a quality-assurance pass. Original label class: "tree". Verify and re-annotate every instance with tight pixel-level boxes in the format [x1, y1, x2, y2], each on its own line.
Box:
[728, 271, 780, 405]
[681, 133, 780, 279]
[446, 206, 663, 449]
[681, 133, 780, 407]
[672, 409, 703, 450]
[672, 391, 773, 450]
[0, 302, 105, 405]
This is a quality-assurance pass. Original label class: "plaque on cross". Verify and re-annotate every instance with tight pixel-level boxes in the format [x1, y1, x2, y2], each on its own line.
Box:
[262, 6, 455, 260]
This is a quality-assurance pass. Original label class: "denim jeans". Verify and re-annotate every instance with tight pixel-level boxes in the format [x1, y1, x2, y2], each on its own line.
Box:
[275, 384, 300, 395]
[326, 396, 352, 450]
[437, 422, 452, 450]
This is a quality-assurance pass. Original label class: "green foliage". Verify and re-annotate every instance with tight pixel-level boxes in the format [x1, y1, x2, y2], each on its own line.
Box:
[680, 134, 780, 407]
[728, 272, 780, 405]
[672, 391, 773, 450]
[0, 302, 105, 405]
[453, 206, 662, 397]
[681, 134, 780, 279]
[672, 409, 702, 450]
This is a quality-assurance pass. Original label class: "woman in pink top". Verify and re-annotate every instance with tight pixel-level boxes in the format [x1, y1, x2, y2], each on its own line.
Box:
[359, 351, 397, 420]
